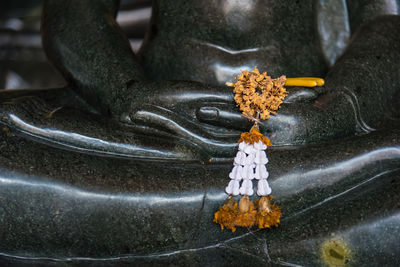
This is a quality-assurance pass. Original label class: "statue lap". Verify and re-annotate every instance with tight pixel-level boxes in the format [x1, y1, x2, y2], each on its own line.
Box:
[0, 0, 400, 265]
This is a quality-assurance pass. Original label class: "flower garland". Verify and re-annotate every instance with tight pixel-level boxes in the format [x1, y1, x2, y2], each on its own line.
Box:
[214, 67, 324, 232]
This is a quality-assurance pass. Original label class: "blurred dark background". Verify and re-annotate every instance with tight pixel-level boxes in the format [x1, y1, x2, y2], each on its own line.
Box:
[0, 0, 152, 90]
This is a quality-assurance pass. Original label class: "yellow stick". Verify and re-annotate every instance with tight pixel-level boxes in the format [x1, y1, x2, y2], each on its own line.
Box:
[296, 77, 325, 86]
[227, 77, 325, 87]
[285, 77, 325, 87]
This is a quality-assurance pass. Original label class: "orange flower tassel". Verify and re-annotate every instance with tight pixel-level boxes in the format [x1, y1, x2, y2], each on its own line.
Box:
[213, 195, 239, 232]
[255, 195, 282, 229]
[234, 195, 257, 228]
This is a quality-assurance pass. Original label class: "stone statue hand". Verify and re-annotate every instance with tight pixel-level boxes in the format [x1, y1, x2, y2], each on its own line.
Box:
[119, 80, 248, 157]
[195, 84, 357, 147]
[120, 80, 356, 157]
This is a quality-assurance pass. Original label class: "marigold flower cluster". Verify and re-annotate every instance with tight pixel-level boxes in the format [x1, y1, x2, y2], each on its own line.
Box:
[231, 67, 288, 120]
[214, 195, 281, 232]
[238, 125, 272, 146]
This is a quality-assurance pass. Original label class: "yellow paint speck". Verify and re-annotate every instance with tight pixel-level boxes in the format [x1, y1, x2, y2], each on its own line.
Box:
[2, 126, 11, 137]
[320, 238, 353, 267]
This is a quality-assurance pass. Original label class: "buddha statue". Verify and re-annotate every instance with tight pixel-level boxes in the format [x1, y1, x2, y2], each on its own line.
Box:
[0, 0, 399, 265]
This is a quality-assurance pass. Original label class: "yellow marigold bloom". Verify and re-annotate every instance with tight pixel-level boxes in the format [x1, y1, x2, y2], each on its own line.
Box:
[238, 125, 272, 146]
[255, 195, 282, 229]
[213, 196, 239, 232]
[234, 195, 257, 228]
[214, 195, 259, 231]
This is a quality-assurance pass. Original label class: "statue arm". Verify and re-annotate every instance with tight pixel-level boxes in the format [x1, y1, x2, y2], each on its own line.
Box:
[324, 14, 400, 130]
[41, 0, 240, 153]
[346, 0, 399, 33]
[41, 0, 146, 115]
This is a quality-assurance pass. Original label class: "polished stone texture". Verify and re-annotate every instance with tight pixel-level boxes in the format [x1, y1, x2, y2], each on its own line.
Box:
[1, 104, 400, 265]
[1, 0, 400, 266]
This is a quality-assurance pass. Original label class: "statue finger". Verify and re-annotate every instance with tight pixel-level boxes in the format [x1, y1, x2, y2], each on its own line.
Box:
[197, 106, 252, 131]
[283, 87, 320, 103]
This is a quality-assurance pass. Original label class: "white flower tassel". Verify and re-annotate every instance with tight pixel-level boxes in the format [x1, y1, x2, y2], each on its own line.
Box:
[253, 141, 271, 196]
[226, 140, 271, 197]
